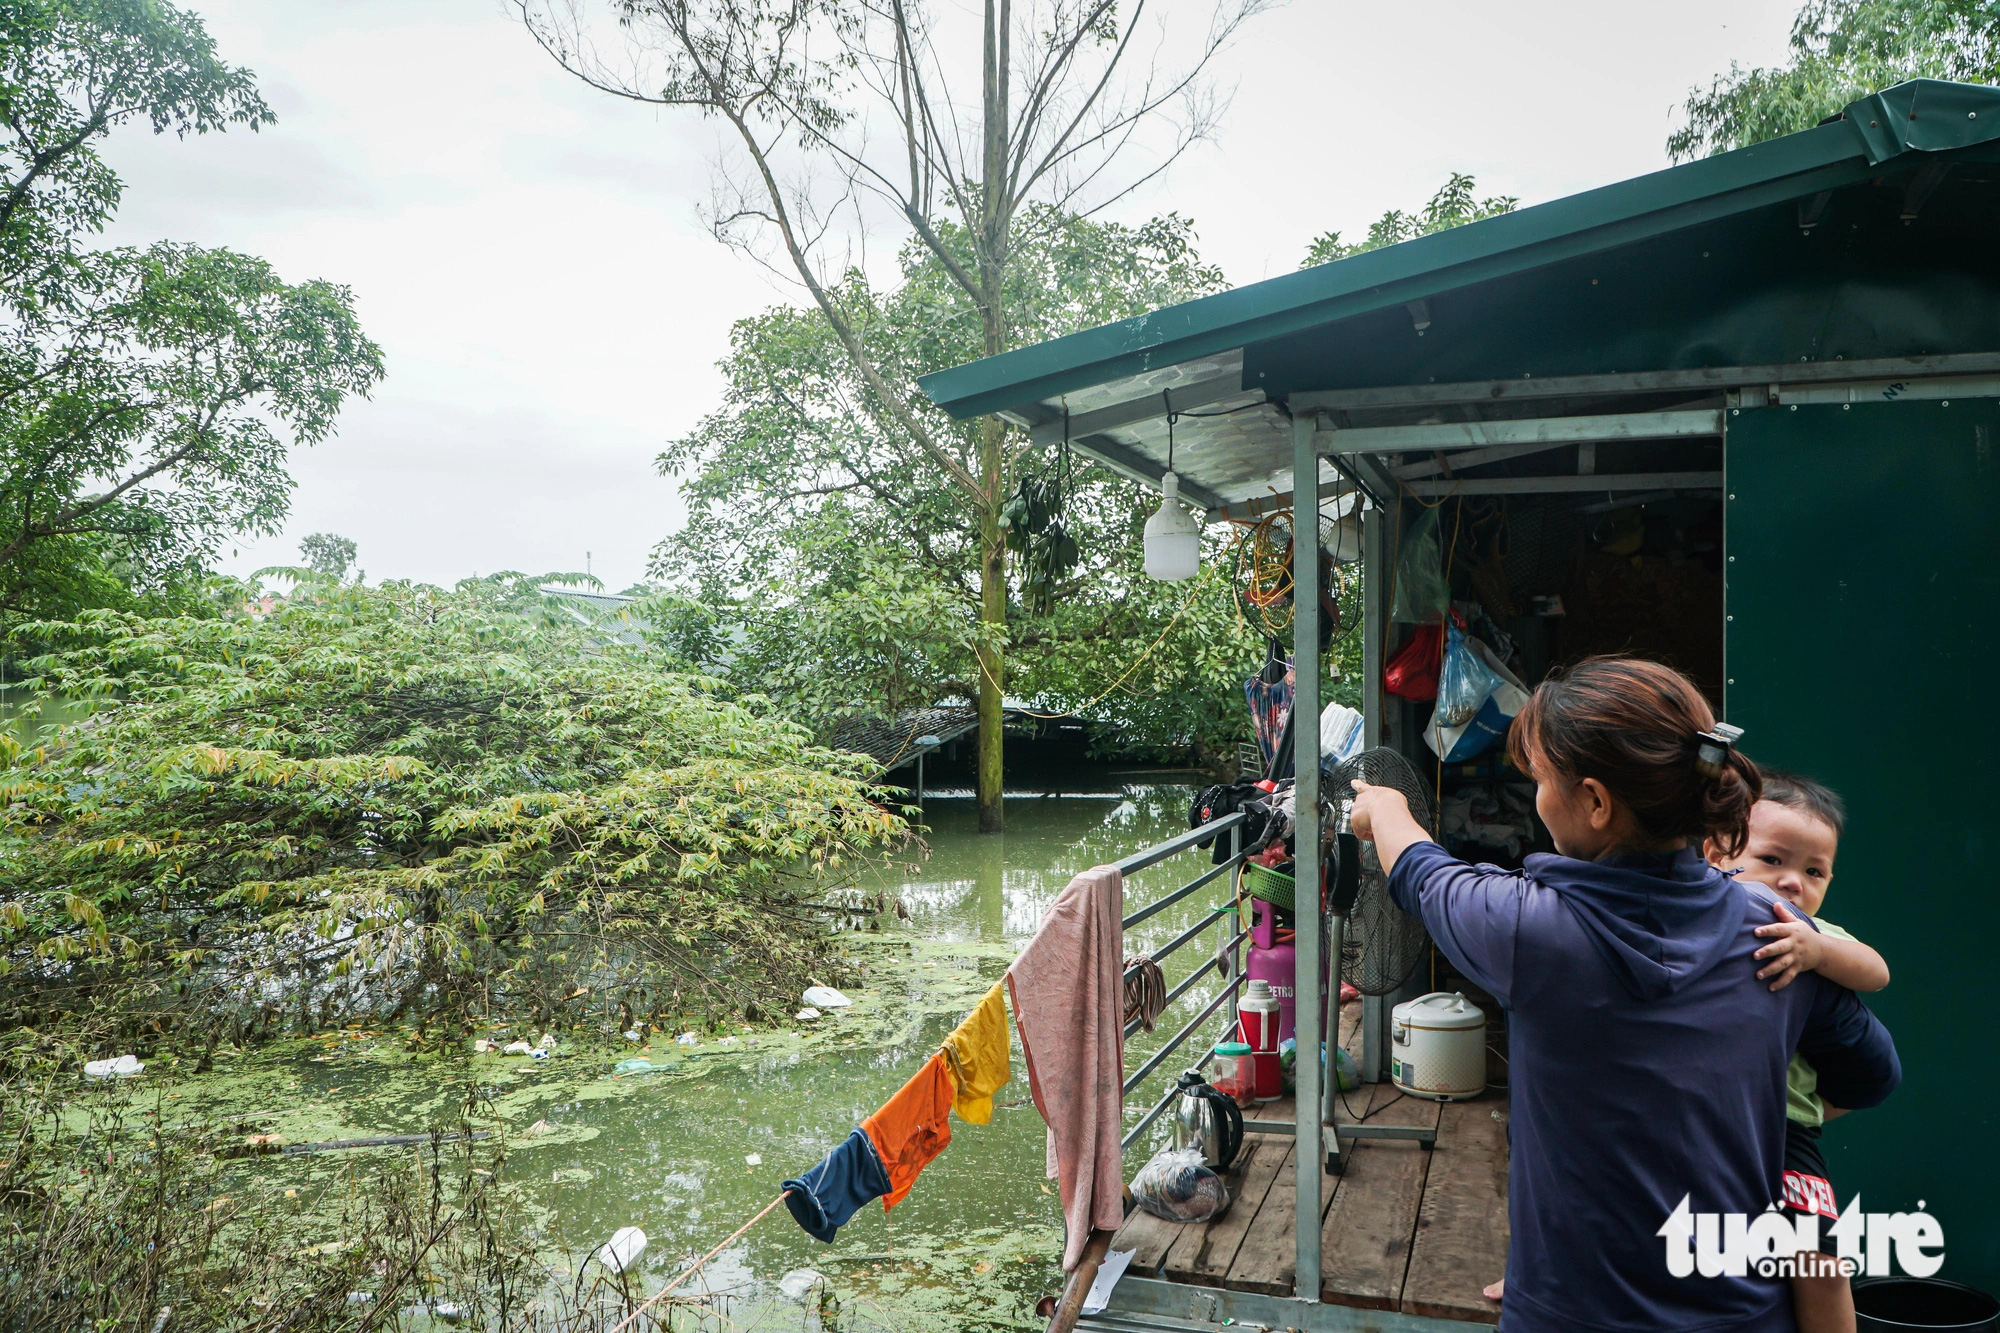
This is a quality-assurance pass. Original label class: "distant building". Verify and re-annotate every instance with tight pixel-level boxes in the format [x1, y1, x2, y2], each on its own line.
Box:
[538, 585, 649, 646]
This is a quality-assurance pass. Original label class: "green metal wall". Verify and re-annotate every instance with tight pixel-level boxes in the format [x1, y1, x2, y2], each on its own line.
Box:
[1728, 399, 2000, 1292]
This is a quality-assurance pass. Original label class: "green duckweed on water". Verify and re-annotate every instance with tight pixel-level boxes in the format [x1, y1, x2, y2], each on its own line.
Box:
[70, 786, 1222, 1330]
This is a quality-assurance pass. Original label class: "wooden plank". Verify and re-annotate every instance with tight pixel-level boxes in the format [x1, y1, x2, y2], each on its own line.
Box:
[1109, 1197, 1184, 1276]
[1221, 1135, 1339, 1297]
[1162, 1133, 1288, 1286]
[1318, 1082, 1443, 1310]
[1401, 1095, 1509, 1324]
[1221, 1141, 1301, 1295]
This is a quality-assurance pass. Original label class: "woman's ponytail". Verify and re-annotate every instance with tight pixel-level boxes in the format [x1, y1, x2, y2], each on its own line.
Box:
[1701, 747, 1762, 859]
[1509, 657, 1762, 853]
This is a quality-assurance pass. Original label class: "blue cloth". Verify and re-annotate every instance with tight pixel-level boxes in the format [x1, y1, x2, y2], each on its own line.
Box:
[1390, 841, 1900, 1333]
[782, 1127, 891, 1243]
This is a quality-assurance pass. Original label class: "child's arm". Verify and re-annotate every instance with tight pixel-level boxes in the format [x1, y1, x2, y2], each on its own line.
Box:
[1753, 901, 1891, 993]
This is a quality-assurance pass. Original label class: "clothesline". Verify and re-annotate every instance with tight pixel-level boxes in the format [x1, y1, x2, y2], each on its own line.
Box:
[607, 863, 1132, 1317]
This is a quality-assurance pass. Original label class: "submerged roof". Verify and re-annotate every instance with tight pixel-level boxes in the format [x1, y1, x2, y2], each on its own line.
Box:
[917, 80, 2000, 511]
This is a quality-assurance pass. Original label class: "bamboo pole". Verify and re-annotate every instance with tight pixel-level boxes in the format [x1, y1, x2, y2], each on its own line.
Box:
[1042, 1227, 1116, 1333]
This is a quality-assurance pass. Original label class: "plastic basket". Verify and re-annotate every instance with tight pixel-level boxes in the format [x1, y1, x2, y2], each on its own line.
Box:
[1242, 861, 1295, 911]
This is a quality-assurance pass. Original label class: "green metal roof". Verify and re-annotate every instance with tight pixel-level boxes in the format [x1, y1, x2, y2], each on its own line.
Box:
[917, 80, 2000, 424]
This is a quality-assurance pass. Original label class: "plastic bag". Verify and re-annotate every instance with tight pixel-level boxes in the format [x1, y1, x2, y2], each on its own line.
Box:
[1384, 622, 1444, 701]
[1423, 633, 1530, 762]
[1319, 703, 1364, 764]
[1391, 507, 1451, 624]
[1434, 623, 1504, 727]
[1130, 1147, 1231, 1222]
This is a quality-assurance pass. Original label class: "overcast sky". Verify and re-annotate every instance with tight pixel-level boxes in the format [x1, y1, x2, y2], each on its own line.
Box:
[98, 0, 1801, 593]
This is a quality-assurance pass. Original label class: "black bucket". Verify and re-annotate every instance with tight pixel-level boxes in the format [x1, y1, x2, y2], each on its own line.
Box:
[1853, 1278, 2000, 1332]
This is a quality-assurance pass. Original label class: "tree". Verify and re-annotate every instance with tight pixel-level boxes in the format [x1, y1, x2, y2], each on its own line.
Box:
[653, 207, 1267, 764]
[1670, 0, 2000, 159]
[1302, 173, 1518, 267]
[0, 578, 905, 1041]
[298, 531, 357, 581]
[520, 0, 1271, 831]
[0, 1, 383, 621]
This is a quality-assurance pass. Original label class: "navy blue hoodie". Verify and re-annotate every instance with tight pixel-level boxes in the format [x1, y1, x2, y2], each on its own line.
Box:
[1389, 842, 1900, 1333]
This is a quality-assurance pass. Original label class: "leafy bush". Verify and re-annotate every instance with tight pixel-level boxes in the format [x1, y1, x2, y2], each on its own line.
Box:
[0, 578, 905, 1046]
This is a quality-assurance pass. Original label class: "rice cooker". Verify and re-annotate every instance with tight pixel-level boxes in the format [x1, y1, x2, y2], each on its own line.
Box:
[1389, 992, 1487, 1101]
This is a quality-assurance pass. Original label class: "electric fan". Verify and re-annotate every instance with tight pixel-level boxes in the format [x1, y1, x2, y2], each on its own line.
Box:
[1326, 746, 1435, 998]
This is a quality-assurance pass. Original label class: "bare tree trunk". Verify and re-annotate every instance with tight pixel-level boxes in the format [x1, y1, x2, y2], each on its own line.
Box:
[973, 0, 1011, 835]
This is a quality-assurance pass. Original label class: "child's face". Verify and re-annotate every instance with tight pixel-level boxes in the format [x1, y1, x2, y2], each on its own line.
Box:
[1708, 800, 1837, 916]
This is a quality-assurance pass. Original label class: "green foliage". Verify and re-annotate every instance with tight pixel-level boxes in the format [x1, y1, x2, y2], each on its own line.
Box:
[0, 0, 272, 275]
[0, 0, 383, 622]
[1670, 0, 2000, 159]
[656, 207, 1266, 757]
[297, 531, 357, 581]
[0, 581, 906, 1039]
[1302, 173, 1519, 267]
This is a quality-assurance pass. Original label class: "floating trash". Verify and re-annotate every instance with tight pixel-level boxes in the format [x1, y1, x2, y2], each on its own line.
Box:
[612, 1058, 659, 1076]
[744, 1152, 762, 1166]
[624, 1030, 641, 1043]
[802, 986, 853, 1009]
[596, 1226, 648, 1274]
[83, 1055, 143, 1079]
[778, 1269, 830, 1303]
[796, 1007, 821, 1022]
[472, 1039, 495, 1054]
[525, 1119, 556, 1136]
[503, 1040, 533, 1055]
[676, 1032, 699, 1046]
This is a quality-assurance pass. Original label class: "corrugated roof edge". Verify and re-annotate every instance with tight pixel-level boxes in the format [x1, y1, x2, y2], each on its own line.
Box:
[917, 79, 2000, 422]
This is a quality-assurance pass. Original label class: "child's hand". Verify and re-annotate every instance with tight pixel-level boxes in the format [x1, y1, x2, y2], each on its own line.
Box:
[1348, 780, 1410, 843]
[1752, 900, 1825, 991]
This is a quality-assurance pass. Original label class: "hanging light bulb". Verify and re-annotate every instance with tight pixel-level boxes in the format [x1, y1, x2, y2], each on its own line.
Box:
[1143, 398, 1199, 580]
[1144, 471, 1202, 580]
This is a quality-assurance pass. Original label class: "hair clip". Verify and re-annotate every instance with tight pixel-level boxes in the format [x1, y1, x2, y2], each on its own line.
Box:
[1694, 723, 1744, 779]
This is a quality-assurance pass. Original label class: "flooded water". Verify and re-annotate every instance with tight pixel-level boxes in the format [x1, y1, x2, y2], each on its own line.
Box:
[167, 781, 1241, 1330]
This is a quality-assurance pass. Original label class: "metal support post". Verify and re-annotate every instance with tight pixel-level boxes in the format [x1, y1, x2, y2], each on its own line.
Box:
[1359, 494, 1391, 1083]
[1289, 410, 1323, 1305]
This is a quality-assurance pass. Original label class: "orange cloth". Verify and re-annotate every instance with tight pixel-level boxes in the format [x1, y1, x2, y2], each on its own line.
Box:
[861, 1052, 955, 1211]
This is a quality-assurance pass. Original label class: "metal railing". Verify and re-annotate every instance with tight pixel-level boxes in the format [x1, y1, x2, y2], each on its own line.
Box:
[1115, 811, 1252, 1150]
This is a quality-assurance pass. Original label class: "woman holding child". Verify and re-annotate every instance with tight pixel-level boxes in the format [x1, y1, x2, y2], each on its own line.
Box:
[1350, 657, 1900, 1332]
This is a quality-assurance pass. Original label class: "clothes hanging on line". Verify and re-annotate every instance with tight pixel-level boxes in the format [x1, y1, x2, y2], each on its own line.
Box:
[861, 1052, 956, 1211]
[1008, 864, 1126, 1272]
[781, 1127, 892, 1243]
[940, 980, 1011, 1126]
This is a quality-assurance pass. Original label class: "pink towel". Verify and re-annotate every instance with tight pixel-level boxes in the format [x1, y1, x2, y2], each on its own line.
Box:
[1007, 864, 1125, 1271]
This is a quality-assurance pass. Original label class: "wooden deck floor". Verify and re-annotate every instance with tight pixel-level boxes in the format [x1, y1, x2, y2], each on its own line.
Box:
[1112, 1005, 1508, 1324]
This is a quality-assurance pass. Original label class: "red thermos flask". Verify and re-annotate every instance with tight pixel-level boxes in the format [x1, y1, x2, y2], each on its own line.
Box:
[1238, 978, 1283, 1103]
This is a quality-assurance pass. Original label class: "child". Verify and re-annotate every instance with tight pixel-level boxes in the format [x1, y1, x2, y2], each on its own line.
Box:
[1710, 770, 1890, 1333]
[1352, 656, 1899, 1332]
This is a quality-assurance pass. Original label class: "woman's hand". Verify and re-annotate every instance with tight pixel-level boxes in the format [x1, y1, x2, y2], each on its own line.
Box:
[1349, 779, 1431, 875]
[1348, 780, 1410, 842]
